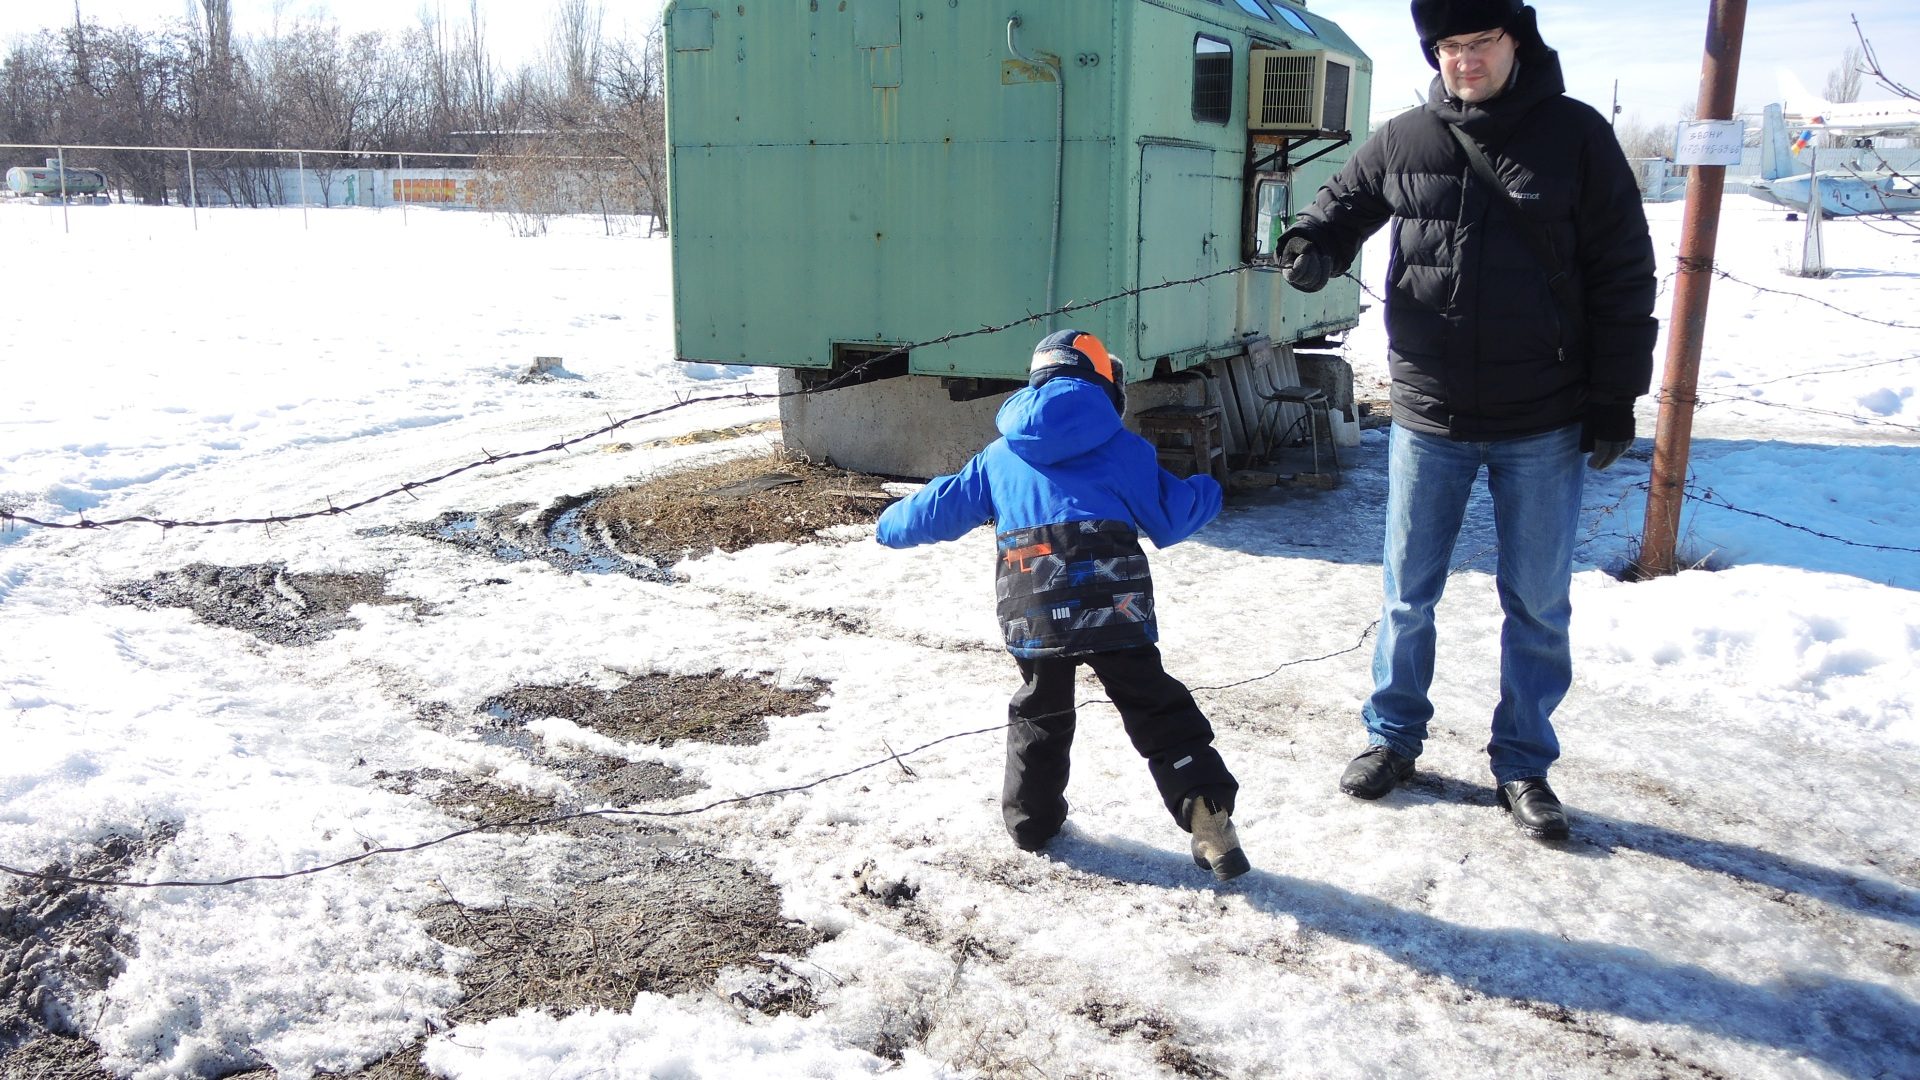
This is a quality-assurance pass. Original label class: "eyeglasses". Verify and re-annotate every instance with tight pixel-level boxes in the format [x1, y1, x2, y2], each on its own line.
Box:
[1433, 30, 1506, 61]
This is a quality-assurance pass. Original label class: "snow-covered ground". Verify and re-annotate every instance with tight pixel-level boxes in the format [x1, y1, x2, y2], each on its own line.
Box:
[2, 197, 1916, 1080]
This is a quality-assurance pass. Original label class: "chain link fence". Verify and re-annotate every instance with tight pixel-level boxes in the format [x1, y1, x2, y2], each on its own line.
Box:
[1, 141, 663, 236]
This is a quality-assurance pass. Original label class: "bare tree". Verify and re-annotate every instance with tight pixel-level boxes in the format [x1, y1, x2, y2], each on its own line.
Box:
[1852, 15, 1918, 102]
[550, 0, 604, 101]
[49, 21, 192, 202]
[1610, 114, 1677, 198]
[0, 33, 63, 148]
[1817, 44, 1866, 148]
[1614, 115, 1675, 162]
[196, 0, 232, 71]
[0, 0, 665, 223]
[463, 0, 491, 129]
[273, 23, 391, 203]
[1823, 45, 1864, 105]
[598, 19, 667, 232]
[474, 134, 567, 235]
[181, 0, 238, 146]
[405, 4, 484, 146]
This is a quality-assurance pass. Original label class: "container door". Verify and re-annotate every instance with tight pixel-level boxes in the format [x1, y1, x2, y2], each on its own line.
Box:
[1137, 144, 1217, 360]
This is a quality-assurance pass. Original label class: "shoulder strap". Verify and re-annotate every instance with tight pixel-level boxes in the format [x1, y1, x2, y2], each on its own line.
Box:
[1445, 122, 1578, 315]
[1443, 123, 1582, 345]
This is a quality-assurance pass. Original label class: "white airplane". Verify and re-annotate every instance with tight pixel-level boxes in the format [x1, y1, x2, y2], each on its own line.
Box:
[1743, 102, 1920, 217]
[1777, 70, 1920, 133]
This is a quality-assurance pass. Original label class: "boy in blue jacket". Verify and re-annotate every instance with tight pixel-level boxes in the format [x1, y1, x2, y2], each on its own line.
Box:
[875, 329, 1248, 881]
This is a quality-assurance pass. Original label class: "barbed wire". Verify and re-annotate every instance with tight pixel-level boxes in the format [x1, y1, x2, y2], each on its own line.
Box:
[0, 619, 1378, 892]
[1683, 485, 1920, 553]
[5, 237, 1917, 893]
[1709, 267, 1920, 330]
[6, 457, 1910, 892]
[6, 254, 1905, 537]
[0, 262, 1257, 535]
[1690, 394, 1920, 433]
[1353, 262, 1920, 338]
[1851, 214, 1920, 240]
[1699, 352, 1920, 391]
[1342, 270, 1386, 305]
[1189, 622, 1377, 693]
[1348, 267, 1914, 433]
[1605, 471, 1914, 556]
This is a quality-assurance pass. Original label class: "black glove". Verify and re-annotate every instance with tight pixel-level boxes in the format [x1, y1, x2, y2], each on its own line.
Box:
[1581, 401, 1636, 471]
[1279, 235, 1332, 293]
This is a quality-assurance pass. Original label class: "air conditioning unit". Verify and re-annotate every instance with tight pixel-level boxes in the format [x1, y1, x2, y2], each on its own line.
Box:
[1248, 49, 1356, 136]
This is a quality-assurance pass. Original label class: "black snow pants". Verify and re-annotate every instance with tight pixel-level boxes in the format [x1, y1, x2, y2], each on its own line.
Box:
[1001, 643, 1237, 850]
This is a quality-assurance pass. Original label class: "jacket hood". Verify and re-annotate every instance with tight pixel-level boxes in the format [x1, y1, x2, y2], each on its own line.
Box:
[996, 377, 1124, 466]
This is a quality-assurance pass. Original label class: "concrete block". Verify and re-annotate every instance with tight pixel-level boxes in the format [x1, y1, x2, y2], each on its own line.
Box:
[779, 372, 1009, 479]
[1227, 469, 1279, 493]
[1294, 352, 1356, 421]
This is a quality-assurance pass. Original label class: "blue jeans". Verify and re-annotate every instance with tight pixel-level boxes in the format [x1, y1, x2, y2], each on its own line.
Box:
[1362, 423, 1585, 785]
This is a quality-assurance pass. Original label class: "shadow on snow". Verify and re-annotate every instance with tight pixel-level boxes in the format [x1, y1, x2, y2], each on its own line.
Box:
[1046, 826, 1918, 1079]
[1197, 434, 1920, 591]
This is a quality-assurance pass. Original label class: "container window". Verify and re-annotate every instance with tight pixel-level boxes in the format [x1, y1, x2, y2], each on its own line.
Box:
[1193, 36, 1233, 125]
[1269, 2, 1318, 37]
[1252, 176, 1290, 259]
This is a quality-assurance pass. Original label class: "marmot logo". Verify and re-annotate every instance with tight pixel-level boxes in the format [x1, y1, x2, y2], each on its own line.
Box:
[1510, 191, 1542, 200]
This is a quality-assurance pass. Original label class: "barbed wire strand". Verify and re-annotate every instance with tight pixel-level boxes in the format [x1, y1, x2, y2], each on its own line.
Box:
[6, 253, 1918, 888]
[1710, 266, 1920, 330]
[0, 262, 1256, 534]
[0, 619, 1377, 892]
[1691, 393, 1920, 432]
[1700, 352, 1920, 392]
[1683, 485, 1920, 553]
[7, 262, 1910, 535]
[10, 464, 1909, 893]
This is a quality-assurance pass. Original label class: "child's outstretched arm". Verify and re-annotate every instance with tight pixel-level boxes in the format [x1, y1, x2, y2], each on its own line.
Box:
[1123, 440, 1223, 548]
[875, 456, 994, 548]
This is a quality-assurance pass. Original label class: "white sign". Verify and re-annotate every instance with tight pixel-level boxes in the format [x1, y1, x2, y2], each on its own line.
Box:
[1673, 120, 1746, 166]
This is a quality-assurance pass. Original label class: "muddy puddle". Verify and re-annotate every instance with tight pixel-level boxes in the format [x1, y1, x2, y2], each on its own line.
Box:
[108, 564, 413, 646]
[390, 452, 897, 580]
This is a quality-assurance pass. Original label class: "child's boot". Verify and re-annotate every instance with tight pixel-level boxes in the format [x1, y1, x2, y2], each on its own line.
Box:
[1181, 788, 1249, 881]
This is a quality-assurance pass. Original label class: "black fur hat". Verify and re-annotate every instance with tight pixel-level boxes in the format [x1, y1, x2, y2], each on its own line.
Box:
[1411, 0, 1524, 69]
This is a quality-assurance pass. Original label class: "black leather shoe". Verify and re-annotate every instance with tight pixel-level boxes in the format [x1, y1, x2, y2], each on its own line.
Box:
[1339, 746, 1416, 800]
[1498, 777, 1571, 840]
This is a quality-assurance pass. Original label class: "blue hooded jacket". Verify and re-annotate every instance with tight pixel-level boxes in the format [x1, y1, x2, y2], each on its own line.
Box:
[876, 376, 1223, 657]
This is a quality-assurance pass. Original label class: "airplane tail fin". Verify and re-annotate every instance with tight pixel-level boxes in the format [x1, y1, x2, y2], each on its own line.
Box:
[1758, 103, 1801, 181]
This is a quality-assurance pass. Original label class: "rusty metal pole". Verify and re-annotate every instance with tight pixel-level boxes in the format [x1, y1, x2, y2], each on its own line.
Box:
[1638, 0, 1749, 577]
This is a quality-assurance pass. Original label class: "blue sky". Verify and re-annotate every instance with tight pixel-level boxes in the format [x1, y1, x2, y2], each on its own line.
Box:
[1, 1, 1915, 124]
[1342, 0, 1920, 124]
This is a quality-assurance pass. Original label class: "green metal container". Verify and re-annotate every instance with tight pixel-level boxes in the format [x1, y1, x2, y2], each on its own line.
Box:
[665, 0, 1370, 473]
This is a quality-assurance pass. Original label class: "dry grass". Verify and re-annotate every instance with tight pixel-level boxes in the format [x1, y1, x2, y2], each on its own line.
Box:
[588, 449, 895, 567]
[0, 1037, 112, 1080]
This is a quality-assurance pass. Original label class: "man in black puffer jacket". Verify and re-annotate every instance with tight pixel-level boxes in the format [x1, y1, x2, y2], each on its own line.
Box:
[1279, 0, 1657, 841]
